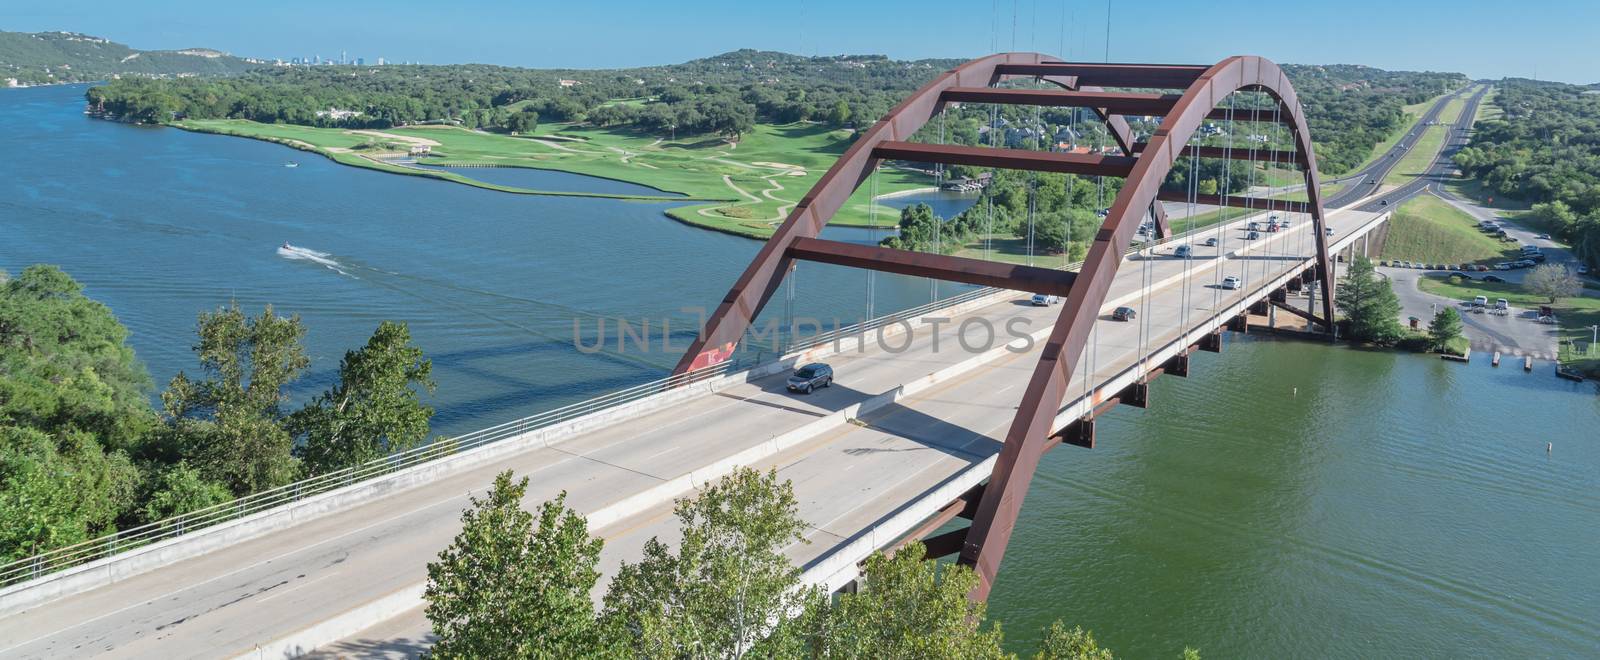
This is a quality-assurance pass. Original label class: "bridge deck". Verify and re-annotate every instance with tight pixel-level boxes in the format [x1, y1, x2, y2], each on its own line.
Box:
[0, 207, 1385, 659]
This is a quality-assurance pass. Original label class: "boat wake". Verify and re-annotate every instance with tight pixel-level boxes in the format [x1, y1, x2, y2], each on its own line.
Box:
[276, 244, 355, 277]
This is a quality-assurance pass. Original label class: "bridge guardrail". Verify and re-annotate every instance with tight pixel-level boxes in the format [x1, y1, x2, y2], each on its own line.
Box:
[0, 361, 736, 589]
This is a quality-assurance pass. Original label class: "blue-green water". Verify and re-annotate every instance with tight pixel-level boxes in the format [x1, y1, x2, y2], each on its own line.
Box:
[4, 85, 1597, 657]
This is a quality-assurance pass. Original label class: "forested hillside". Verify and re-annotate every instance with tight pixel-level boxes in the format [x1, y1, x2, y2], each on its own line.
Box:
[85, 50, 1462, 175]
[1453, 80, 1600, 268]
[0, 30, 260, 84]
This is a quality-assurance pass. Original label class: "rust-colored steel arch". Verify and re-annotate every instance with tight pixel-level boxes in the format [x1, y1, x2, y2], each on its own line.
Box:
[672, 54, 1337, 598]
[956, 55, 1336, 599]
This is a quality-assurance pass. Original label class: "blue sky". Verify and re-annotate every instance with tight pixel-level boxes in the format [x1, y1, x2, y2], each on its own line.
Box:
[8, 0, 1597, 83]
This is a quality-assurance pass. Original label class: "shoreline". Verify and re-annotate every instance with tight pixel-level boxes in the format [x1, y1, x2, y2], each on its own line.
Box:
[165, 120, 725, 203]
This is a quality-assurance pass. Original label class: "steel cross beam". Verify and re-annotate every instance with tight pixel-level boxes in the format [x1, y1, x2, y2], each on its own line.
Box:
[1153, 190, 1305, 210]
[956, 55, 1338, 600]
[872, 142, 1137, 177]
[788, 238, 1077, 296]
[992, 62, 1210, 88]
[941, 88, 1184, 115]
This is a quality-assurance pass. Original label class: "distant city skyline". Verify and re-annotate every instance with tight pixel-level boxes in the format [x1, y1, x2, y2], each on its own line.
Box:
[6, 0, 1597, 84]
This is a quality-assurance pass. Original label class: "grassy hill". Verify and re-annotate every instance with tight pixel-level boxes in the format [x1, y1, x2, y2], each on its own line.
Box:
[0, 31, 259, 84]
[1377, 194, 1522, 265]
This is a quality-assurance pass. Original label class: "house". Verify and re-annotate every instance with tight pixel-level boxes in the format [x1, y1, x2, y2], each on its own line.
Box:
[409, 145, 432, 157]
[558, 79, 583, 87]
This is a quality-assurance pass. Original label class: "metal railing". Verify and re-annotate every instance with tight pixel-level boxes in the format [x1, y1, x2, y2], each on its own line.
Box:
[0, 361, 736, 589]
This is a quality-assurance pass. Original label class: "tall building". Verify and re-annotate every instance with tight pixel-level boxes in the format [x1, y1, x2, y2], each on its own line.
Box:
[377, 57, 386, 66]
[356, 57, 365, 66]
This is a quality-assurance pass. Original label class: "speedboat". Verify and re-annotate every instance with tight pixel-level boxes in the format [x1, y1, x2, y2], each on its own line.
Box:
[281, 242, 292, 250]
[284, 161, 299, 168]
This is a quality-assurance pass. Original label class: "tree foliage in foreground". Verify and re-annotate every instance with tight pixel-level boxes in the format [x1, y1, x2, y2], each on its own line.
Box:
[602, 468, 809, 658]
[424, 467, 1204, 658]
[425, 472, 609, 658]
[1336, 257, 1405, 345]
[762, 542, 1007, 659]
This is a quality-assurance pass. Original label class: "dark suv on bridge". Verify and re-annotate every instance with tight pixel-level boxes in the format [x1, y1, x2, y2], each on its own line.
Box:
[786, 363, 834, 394]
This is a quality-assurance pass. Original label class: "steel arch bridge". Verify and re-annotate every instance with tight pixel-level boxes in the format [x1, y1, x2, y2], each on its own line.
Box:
[675, 53, 1338, 599]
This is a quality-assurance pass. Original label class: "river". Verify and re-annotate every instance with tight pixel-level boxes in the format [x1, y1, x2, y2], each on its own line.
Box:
[3, 84, 1596, 657]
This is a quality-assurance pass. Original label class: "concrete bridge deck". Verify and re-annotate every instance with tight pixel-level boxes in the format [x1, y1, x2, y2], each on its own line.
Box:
[0, 205, 1386, 660]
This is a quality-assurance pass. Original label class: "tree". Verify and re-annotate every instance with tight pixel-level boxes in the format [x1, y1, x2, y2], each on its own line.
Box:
[1427, 307, 1465, 354]
[601, 468, 808, 658]
[159, 302, 306, 495]
[1524, 263, 1582, 303]
[828, 100, 852, 126]
[1335, 257, 1404, 345]
[1036, 621, 1112, 660]
[292, 321, 435, 476]
[762, 542, 1007, 659]
[0, 265, 154, 450]
[425, 471, 610, 658]
[141, 461, 231, 522]
[0, 426, 138, 562]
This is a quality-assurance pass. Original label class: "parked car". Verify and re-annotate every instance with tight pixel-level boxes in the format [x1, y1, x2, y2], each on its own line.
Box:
[1495, 298, 1510, 311]
[1112, 306, 1138, 321]
[1482, 274, 1506, 283]
[1448, 271, 1473, 280]
[1030, 293, 1058, 306]
[1221, 276, 1242, 290]
[786, 363, 833, 394]
[1494, 263, 1512, 271]
[1514, 259, 1536, 268]
[1173, 245, 1193, 258]
[1531, 253, 1547, 262]
[1472, 295, 1489, 308]
[1580, 265, 1591, 275]
[1204, 237, 1218, 247]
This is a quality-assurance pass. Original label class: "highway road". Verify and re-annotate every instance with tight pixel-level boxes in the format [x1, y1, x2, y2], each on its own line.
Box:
[0, 197, 1386, 658]
[1349, 85, 1489, 212]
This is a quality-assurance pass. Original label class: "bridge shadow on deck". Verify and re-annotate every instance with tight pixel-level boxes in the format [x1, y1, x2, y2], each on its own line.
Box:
[304, 632, 435, 659]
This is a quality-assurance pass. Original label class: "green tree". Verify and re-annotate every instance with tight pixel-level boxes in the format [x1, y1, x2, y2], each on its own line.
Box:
[602, 468, 808, 658]
[292, 321, 435, 476]
[1036, 621, 1112, 660]
[0, 426, 138, 561]
[1336, 257, 1404, 345]
[0, 265, 154, 450]
[1524, 263, 1582, 303]
[159, 302, 306, 495]
[828, 100, 852, 126]
[1427, 307, 1465, 354]
[764, 542, 1007, 659]
[140, 461, 232, 522]
[425, 471, 610, 658]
